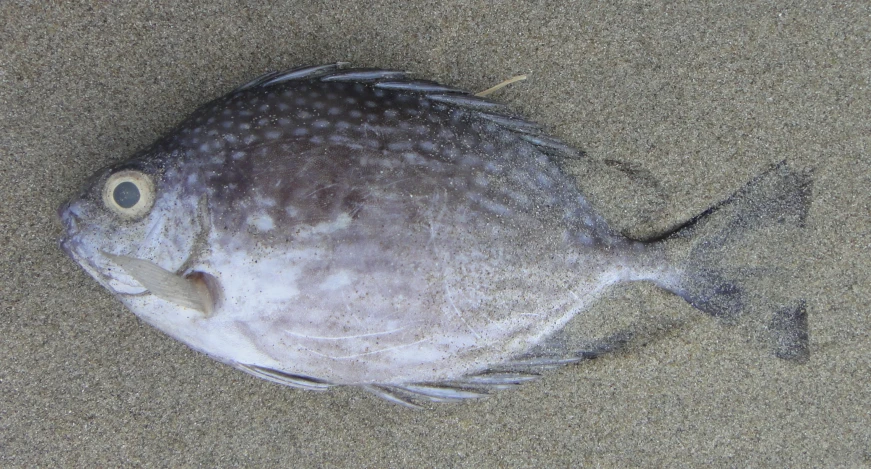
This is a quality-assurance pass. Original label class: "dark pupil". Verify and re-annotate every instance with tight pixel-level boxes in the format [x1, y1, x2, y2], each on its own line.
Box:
[113, 181, 140, 209]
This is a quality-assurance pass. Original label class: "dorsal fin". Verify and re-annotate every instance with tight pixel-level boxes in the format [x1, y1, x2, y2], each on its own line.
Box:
[235, 63, 582, 160]
[234, 63, 349, 91]
[320, 68, 409, 82]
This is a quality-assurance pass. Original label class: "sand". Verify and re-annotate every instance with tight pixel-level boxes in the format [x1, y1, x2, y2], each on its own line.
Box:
[1, 1, 869, 466]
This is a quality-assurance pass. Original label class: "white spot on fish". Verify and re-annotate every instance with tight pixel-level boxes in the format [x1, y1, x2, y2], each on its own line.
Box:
[247, 213, 275, 232]
[257, 196, 277, 207]
[402, 152, 423, 164]
[319, 270, 354, 291]
[265, 130, 283, 140]
[295, 213, 352, 238]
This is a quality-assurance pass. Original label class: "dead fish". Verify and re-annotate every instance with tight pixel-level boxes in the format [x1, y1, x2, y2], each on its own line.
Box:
[57, 64, 812, 407]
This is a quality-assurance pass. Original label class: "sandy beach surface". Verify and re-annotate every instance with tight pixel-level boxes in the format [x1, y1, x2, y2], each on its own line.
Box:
[2, 2, 869, 467]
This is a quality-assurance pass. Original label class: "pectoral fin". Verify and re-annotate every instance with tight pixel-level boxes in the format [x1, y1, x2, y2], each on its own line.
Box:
[103, 253, 218, 315]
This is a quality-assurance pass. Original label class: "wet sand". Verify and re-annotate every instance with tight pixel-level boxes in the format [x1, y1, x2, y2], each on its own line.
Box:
[2, 2, 869, 466]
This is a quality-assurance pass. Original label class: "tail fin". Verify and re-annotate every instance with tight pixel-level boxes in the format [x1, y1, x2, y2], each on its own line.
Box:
[656, 162, 813, 361]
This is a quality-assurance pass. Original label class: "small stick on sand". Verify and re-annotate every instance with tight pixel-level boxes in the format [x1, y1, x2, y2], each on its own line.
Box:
[475, 75, 528, 97]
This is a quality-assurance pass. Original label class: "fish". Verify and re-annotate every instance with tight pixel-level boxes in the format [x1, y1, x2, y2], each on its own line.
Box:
[57, 63, 812, 407]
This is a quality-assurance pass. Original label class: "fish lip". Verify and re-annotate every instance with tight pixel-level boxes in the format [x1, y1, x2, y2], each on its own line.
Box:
[57, 199, 70, 222]
[58, 233, 74, 259]
[58, 234, 146, 295]
[56, 199, 151, 295]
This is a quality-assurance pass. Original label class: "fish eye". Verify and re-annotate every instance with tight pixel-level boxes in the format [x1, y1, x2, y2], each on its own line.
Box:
[102, 170, 156, 219]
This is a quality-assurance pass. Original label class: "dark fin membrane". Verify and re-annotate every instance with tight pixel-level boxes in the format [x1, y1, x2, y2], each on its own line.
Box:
[370, 328, 665, 408]
[494, 319, 679, 375]
[769, 300, 810, 363]
[657, 162, 813, 360]
[557, 157, 667, 238]
[237, 63, 581, 160]
[518, 134, 583, 159]
[236, 364, 333, 391]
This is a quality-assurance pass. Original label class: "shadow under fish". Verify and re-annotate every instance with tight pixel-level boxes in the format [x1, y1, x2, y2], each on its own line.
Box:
[57, 64, 812, 408]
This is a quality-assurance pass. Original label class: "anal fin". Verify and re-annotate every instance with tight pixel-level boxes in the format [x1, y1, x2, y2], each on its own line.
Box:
[236, 364, 334, 391]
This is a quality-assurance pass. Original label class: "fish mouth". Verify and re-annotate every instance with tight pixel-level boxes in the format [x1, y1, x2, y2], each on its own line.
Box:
[58, 233, 148, 296]
[57, 203, 82, 264]
[57, 199, 148, 295]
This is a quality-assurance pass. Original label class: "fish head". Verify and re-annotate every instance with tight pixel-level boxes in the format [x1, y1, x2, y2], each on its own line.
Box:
[58, 153, 206, 297]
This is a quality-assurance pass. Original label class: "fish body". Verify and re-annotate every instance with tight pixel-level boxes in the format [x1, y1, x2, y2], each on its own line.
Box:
[58, 64, 811, 405]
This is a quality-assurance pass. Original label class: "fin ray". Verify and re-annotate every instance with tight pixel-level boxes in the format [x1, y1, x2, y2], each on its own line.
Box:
[236, 364, 333, 391]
